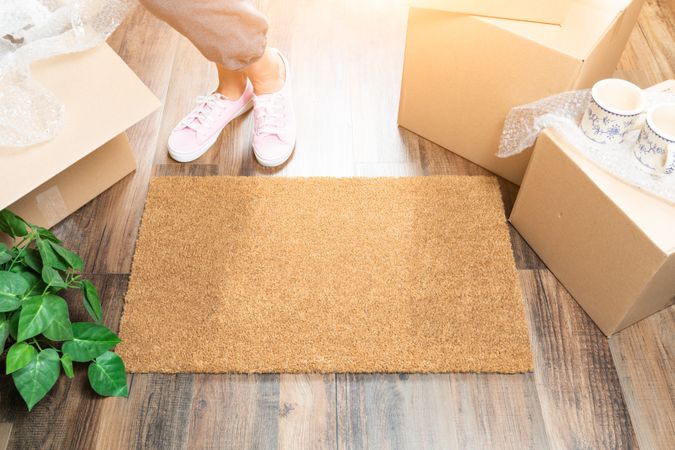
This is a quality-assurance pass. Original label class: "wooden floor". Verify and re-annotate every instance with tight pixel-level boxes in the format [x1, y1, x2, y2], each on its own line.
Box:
[2, 0, 674, 448]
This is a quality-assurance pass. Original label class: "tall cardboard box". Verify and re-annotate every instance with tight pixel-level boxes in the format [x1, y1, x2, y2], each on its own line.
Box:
[510, 118, 675, 335]
[399, 0, 645, 185]
[0, 44, 160, 230]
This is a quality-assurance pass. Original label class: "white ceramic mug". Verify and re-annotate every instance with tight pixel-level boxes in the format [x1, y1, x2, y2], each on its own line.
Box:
[580, 79, 646, 144]
[633, 103, 675, 176]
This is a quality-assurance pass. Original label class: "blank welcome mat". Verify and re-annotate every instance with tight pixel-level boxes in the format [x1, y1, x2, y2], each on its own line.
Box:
[117, 176, 533, 373]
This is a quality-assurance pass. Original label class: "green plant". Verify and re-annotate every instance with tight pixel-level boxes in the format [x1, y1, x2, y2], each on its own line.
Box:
[0, 209, 127, 410]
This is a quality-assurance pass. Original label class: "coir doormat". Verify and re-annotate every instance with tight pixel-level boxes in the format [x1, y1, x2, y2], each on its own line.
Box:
[117, 176, 533, 373]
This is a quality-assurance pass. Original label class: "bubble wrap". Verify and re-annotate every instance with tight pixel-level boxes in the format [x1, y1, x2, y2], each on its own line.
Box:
[498, 88, 675, 205]
[0, 0, 134, 148]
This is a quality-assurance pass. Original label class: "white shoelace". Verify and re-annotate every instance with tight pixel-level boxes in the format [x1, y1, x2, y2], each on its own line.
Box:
[254, 94, 286, 135]
[180, 95, 228, 132]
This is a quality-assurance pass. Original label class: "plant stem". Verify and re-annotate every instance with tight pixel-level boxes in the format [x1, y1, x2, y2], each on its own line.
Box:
[31, 338, 43, 351]
[7, 235, 33, 271]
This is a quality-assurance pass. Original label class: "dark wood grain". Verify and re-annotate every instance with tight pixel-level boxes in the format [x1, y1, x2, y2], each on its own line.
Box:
[609, 307, 675, 450]
[0, 424, 10, 450]
[94, 374, 195, 450]
[153, 164, 220, 177]
[337, 373, 549, 450]
[186, 374, 279, 450]
[520, 270, 638, 449]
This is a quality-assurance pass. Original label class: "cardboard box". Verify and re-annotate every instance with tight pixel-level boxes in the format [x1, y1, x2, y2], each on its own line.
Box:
[510, 85, 675, 335]
[409, 0, 572, 25]
[0, 44, 160, 230]
[399, 0, 645, 185]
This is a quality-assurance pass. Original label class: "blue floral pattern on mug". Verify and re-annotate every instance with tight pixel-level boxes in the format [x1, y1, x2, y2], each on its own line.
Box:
[580, 98, 639, 145]
[634, 123, 675, 176]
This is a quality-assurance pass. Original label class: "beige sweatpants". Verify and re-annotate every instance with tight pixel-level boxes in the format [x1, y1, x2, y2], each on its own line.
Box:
[139, 0, 269, 71]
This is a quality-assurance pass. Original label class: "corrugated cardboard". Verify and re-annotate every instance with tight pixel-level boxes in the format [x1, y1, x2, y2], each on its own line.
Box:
[399, 0, 645, 185]
[510, 81, 675, 335]
[410, 0, 572, 25]
[0, 44, 160, 229]
[4, 134, 136, 230]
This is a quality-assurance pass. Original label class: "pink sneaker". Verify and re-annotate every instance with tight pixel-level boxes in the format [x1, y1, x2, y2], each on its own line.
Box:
[252, 50, 296, 167]
[168, 80, 254, 162]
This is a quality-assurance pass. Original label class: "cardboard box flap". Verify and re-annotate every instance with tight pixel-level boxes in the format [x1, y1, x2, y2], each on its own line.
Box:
[548, 130, 675, 254]
[0, 44, 160, 210]
[479, 0, 634, 59]
[409, 0, 572, 25]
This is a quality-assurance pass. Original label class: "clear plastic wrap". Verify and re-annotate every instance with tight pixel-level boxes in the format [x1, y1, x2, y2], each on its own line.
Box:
[0, 0, 134, 148]
[498, 88, 675, 205]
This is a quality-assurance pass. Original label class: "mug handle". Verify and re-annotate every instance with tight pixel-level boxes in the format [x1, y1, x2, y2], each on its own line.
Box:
[627, 112, 647, 133]
[661, 142, 675, 175]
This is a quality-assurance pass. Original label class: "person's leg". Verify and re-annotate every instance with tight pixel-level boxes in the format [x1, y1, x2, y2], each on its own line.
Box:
[140, 0, 295, 166]
[244, 48, 285, 95]
[138, 0, 266, 162]
[215, 65, 247, 99]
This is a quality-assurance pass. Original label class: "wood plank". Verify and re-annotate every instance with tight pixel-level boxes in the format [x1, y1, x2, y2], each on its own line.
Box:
[277, 374, 337, 450]
[616, 0, 675, 85]
[418, 135, 493, 177]
[337, 373, 549, 449]
[94, 374, 195, 450]
[341, 0, 410, 165]
[186, 374, 279, 450]
[609, 307, 675, 450]
[354, 162, 422, 177]
[251, 0, 357, 178]
[0, 424, 10, 450]
[520, 270, 638, 449]
[153, 164, 220, 177]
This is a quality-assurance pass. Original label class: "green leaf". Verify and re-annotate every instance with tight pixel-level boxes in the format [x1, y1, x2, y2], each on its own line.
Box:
[41, 295, 72, 341]
[0, 270, 30, 295]
[6, 341, 38, 374]
[88, 351, 128, 397]
[61, 354, 74, 378]
[36, 238, 67, 271]
[23, 249, 43, 273]
[0, 294, 20, 313]
[35, 227, 61, 244]
[0, 210, 29, 238]
[41, 266, 68, 290]
[0, 244, 11, 265]
[8, 310, 19, 340]
[17, 295, 69, 342]
[48, 242, 82, 271]
[62, 323, 121, 362]
[12, 348, 60, 411]
[0, 314, 9, 353]
[0, 271, 30, 312]
[19, 270, 46, 297]
[81, 280, 103, 323]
